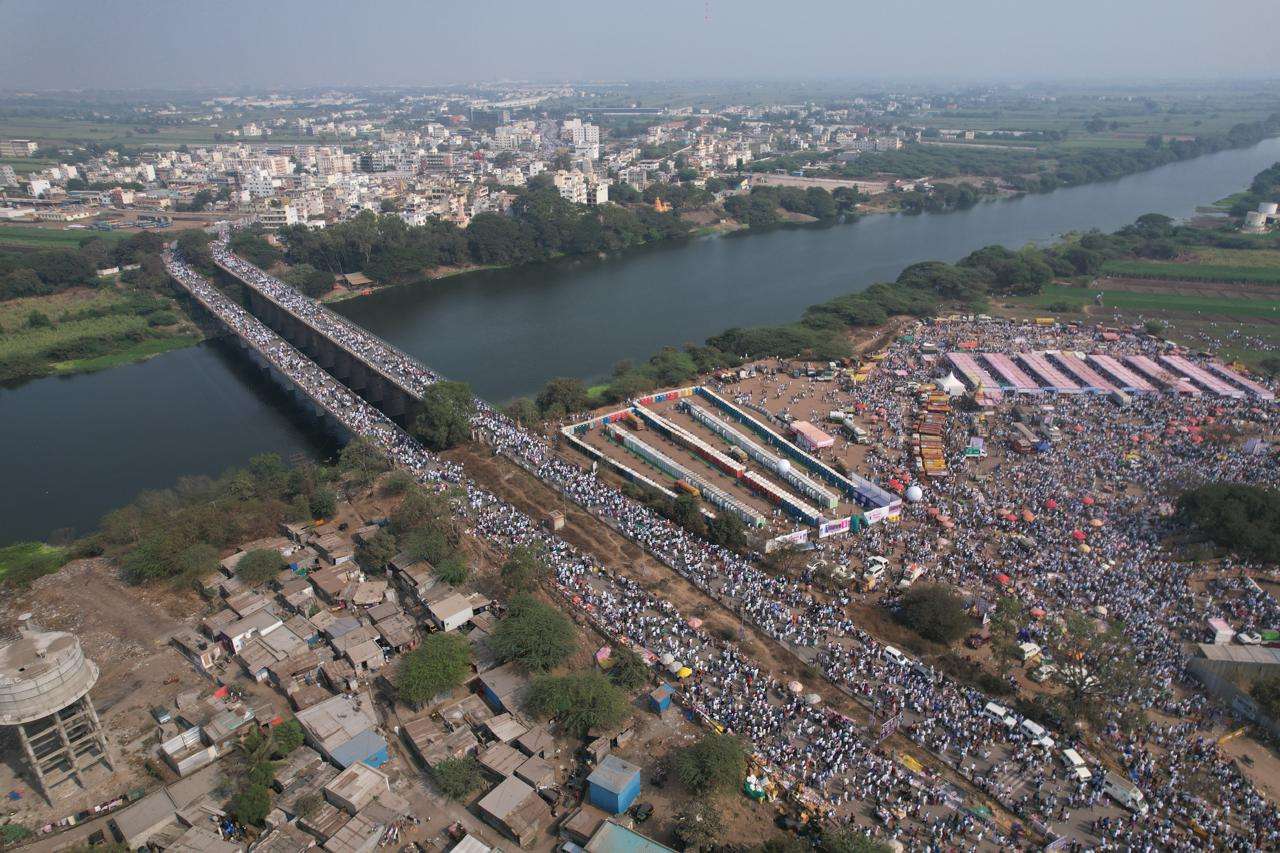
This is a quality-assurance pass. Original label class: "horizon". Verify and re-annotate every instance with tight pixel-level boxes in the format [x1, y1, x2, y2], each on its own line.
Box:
[2, 0, 1277, 90]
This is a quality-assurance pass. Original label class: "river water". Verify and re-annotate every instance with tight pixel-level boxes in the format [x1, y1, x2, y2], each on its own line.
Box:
[5, 137, 1279, 544]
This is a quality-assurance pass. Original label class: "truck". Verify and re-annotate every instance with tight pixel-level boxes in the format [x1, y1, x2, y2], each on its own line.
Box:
[1206, 617, 1236, 645]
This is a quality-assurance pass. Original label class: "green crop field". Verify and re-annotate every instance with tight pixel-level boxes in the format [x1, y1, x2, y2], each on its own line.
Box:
[1183, 248, 1280, 268]
[1100, 259, 1280, 285]
[1027, 283, 1280, 319]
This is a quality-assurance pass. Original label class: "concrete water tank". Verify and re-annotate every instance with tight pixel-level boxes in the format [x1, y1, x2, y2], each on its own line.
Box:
[0, 619, 99, 726]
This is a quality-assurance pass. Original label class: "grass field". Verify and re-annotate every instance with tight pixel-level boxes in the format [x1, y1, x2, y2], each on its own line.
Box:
[0, 288, 124, 329]
[1024, 284, 1280, 319]
[0, 224, 128, 249]
[0, 541, 66, 585]
[48, 333, 198, 374]
[1100, 259, 1280, 285]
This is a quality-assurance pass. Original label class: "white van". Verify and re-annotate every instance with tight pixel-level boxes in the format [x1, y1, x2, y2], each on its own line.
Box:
[882, 645, 908, 667]
[983, 701, 1017, 729]
[1103, 772, 1149, 816]
[1020, 719, 1055, 749]
[1060, 748, 1092, 781]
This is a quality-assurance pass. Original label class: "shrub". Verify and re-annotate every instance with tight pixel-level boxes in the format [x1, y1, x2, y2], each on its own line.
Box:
[525, 671, 629, 737]
[236, 548, 284, 584]
[432, 756, 483, 801]
[396, 633, 471, 705]
[490, 594, 577, 672]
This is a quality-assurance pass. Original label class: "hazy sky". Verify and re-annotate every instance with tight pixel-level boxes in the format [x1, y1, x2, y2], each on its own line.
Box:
[1, 0, 1277, 90]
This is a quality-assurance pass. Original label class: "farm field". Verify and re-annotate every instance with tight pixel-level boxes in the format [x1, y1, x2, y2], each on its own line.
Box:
[0, 224, 128, 249]
[1099, 258, 1280, 284]
[1026, 282, 1280, 318]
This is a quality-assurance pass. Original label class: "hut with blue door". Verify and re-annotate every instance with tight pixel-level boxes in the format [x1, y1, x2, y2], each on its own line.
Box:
[648, 683, 674, 714]
[587, 755, 641, 814]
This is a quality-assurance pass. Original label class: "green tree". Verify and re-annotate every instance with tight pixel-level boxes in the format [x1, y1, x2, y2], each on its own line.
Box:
[1043, 610, 1144, 717]
[525, 670, 629, 737]
[390, 485, 452, 536]
[504, 397, 541, 426]
[671, 493, 705, 536]
[230, 783, 272, 826]
[271, 719, 305, 756]
[500, 545, 548, 593]
[490, 594, 577, 672]
[309, 486, 337, 519]
[1179, 484, 1280, 564]
[403, 523, 455, 566]
[339, 436, 390, 486]
[706, 510, 749, 550]
[173, 542, 220, 583]
[432, 756, 483, 801]
[896, 583, 970, 644]
[25, 310, 52, 328]
[396, 633, 471, 705]
[237, 548, 285, 584]
[410, 381, 476, 451]
[435, 553, 469, 585]
[380, 469, 416, 496]
[357, 528, 398, 572]
[671, 732, 748, 796]
[535, 377, 590, 419]
[606, 645, 650, 691]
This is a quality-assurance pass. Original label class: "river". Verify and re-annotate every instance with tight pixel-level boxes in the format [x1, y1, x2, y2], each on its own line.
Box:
[4, 137, 1279, 544]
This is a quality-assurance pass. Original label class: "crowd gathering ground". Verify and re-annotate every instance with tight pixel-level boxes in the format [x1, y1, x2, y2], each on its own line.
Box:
[164, 230, 1280, 851]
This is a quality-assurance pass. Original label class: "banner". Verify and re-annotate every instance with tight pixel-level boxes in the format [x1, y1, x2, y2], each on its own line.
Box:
[765, 529, 811, 553]
[818, 517, 852, 538]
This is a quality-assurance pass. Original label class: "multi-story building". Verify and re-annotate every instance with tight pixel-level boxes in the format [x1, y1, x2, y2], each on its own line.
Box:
[0, 165, 17, 187]
[553, 170, 587, 204]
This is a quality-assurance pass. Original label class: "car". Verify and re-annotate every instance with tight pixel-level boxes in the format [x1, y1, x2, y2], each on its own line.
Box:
[882, 645, 908, 667]
[151, 706, 173, 725]
[1237, 631, 1262, 645]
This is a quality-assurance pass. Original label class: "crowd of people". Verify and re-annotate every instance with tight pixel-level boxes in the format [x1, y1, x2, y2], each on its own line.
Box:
[195, 232, 1280, 850]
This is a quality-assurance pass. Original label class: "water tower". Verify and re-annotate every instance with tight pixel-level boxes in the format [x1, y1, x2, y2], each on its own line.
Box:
[0, 615, 112, 801]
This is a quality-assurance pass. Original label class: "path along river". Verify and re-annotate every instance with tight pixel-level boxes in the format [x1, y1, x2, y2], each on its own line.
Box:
[5, 136, 1279, 543]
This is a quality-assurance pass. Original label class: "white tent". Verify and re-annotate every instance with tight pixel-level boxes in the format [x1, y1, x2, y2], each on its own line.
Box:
[938, 372, 965, 397]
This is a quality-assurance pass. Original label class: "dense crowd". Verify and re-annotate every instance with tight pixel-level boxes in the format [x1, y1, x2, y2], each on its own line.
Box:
[195, 233, 1280, 850]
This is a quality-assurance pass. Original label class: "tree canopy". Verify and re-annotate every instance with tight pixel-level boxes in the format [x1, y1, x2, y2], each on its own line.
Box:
[671, 732, 748, 796]
[236, 548, 285, 584]
[489, 594, 577, 672]
[525, 670, 629, 737]
[896, 583, 970, 644]
[410, 381, 476, 451]
[396, 633, 471, 706]
[1179, 484, 1280, 564]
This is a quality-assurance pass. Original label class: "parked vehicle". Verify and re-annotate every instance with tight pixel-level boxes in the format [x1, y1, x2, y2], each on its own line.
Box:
[1060, 748, 1092, 781]
[1103, 772, 1149, 816]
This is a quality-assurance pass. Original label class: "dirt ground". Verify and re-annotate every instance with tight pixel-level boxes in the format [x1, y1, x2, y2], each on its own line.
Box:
[0, 559, 214, 829]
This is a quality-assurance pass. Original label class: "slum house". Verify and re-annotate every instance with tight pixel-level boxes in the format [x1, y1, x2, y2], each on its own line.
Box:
[340, 579, 387, 610]
[250, 824, 315, 853]
[477, 775, 553, 848]
[171, 628, 225, 674]
[275, 759, 340, 822]
[484, 713, 528, 744]
[478, 741, 525, 778]
[427, 593, 474, 632]
[324, 762, 390, 814]
[322, 809, 384, 853]
[374, 612, 418, 652]
[401, 714, 478, 767]
[514, 755, 555, 790]
[295, 692, 387, 768]
[478, 661, 529, 714]
[515, 726, 555, 759]
[299, 801, 351, 844]
[289, 682, 335, 712]
[343, 638, 385, 676]
[585, 821, 677, 852]
[168, 824, 243, 853]
[587, 755, 641, 815]
[226, 591, 272, 618]
[438, 693, 494, 730]
[266, 648, 326, 692]
[237, 627, 307, 682]
[221, 609, 284, 654]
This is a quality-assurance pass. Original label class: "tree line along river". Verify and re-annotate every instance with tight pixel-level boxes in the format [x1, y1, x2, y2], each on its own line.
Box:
[4, 135, 1280, 545]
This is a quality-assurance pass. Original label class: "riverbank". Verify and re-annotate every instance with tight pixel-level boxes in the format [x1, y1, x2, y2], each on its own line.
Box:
[0, 285, 202, 384]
